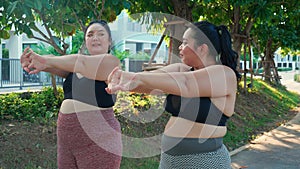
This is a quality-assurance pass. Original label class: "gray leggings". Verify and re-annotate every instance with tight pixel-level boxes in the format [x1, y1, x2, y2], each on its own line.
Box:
[159, 135, 231, 169]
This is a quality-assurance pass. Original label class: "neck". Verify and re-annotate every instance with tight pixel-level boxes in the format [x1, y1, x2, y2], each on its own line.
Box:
[193, 60, 216, 70]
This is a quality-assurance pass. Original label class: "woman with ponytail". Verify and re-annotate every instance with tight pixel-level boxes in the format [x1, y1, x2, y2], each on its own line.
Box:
[106, 21, 239, 169]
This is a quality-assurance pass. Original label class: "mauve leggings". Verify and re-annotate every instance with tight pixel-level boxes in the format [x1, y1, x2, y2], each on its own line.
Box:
[57, 109, 122, 169]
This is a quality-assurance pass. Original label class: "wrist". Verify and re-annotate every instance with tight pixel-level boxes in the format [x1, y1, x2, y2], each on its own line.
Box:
[134, 73, 143, 87]
[44, 56, 53, 70]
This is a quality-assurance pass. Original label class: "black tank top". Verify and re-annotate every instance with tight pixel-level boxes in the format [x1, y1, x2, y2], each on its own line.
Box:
[63, 73, 114, 108]
[164, 94, 229, 126]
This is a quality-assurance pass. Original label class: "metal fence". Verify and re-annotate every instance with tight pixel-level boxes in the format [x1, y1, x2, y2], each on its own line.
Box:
[0, 58, 64, 90]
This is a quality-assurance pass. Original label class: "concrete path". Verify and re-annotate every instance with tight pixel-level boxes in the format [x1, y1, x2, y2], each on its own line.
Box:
[230, 71, 300, 169]
[280, 71, 300, 94]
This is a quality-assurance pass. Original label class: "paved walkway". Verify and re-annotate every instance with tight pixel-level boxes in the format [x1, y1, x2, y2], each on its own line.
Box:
[279, 71, 300, 94]
[230, 71, 300, 169]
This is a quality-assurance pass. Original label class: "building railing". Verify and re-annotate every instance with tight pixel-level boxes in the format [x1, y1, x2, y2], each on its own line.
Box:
[0, 58, 63, 90]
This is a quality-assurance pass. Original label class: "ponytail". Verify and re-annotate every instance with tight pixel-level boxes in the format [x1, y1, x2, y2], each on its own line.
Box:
[217, 25, 241, 79]
[191, 21, 240, 79]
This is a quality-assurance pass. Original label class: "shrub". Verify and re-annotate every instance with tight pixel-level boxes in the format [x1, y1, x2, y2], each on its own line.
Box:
[0, 87, 63, 121]
[277, 67, 292, 72]
[294, 74, 300, 82]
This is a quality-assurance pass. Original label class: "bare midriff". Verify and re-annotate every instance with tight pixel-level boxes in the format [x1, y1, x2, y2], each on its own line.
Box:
[164, 116, 227, 138]
[59, 99, 112, 114]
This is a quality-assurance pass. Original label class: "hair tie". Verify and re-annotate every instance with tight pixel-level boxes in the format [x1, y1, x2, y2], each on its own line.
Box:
[217, 26, 222, 36]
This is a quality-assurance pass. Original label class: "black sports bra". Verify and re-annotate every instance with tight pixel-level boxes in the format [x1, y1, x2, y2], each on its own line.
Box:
[164, 94, 229, 126]
[63, 73, 114, 108]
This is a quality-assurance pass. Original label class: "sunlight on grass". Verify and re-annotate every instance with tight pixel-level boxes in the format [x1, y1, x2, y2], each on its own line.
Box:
[225, 77, 300, 151]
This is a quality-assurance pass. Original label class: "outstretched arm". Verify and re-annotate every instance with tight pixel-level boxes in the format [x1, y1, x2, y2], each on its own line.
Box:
[107, 65, 237, 98]
[114, 63, 191, 94]
[21, 47, 69, 78]
[26, 49, 120, 81]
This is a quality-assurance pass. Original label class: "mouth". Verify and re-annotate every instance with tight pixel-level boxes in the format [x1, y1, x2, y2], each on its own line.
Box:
[92, 43, 101, 47]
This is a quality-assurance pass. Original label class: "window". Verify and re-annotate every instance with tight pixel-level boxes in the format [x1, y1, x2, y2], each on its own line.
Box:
[23, 43, 37, 51]
[136, 43, 143, 52]
[283, 63, 287, 67]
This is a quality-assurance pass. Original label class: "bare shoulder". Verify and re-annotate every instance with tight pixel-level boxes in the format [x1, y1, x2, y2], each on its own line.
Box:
[153, 63, 190, 73]
[204, 65, 236, 79]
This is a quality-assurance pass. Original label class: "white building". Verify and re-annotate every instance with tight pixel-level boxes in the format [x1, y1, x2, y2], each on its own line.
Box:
[110, 11, 168, 61]
[273, 50, 299, 70]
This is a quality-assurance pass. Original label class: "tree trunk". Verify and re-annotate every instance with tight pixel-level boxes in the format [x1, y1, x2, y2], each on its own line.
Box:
[232, 37, 243, 69]
[50, 74, 58, 96]
[231, 6, 254, 71]
[231, 6, 243, 70]
[264, 38, 273, 83]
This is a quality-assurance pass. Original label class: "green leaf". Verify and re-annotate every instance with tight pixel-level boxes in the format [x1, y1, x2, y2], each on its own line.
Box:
[24, 0, 35, 8]
[42, 0, 51, 10]
[35, 0, 43, 11]
[7, 1, 18, 16]
[112, 0, 119, 6]
[123, 1, 131, 9]
[0, 30, 10, 39]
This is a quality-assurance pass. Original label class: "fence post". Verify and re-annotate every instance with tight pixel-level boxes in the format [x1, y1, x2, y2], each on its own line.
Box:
[124, 58, 129, 72]
[20, 64, 23, 90]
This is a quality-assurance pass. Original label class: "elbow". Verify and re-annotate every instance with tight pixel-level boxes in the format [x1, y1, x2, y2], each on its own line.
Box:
[106, 54, 120, 67]
[225, 71, 238, 95]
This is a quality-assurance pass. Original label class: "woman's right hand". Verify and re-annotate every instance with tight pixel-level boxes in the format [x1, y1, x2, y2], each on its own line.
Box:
[27, 50, 48, 74]
[106, 67, 140, 94]
[21, 47, 48, 74]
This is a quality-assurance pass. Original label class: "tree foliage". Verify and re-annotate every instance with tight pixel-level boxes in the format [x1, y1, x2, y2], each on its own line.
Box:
[127, 0, 299, 83]
[1, 0, 130, 54]
[0, 1, 13, 41]
[0, 0, 130, 95]
[1, 0, 299, 84]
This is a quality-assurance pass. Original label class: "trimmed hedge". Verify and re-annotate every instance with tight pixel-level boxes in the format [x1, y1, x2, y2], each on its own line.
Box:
[0, 87, 63, 121]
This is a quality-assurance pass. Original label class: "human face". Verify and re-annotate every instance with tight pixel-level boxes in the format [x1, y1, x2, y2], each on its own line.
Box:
[85, 23, 111, 55]
[179, 28, 203, 68]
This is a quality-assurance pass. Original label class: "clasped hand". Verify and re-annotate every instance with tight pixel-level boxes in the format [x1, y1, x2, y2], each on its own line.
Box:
[21, 47, 47, 74]
[105, 67, 139, 94]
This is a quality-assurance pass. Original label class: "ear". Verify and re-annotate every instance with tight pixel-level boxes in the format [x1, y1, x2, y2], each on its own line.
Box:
[108, 39, 112, 47]
[196, 44, 209, 56]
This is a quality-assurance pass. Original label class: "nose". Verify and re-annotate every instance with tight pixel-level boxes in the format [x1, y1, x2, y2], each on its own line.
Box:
[178, 44, 183, 50]
[92, 34, 101, 41]
[92, 35, 98, 40]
